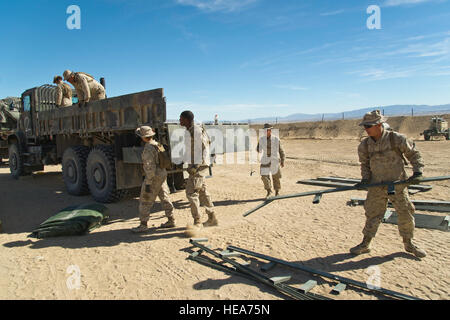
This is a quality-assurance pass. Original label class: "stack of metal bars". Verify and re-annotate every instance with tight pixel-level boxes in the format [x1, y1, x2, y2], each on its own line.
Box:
[225, 244, 422, 300]
[188, 239, 331, 300]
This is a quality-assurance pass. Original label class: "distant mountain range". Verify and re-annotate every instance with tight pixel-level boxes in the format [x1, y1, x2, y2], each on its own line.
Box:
[246, 104, 450, 124]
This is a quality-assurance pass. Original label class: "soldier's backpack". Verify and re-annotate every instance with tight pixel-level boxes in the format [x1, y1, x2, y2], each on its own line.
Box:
[155, 143, 172, 170]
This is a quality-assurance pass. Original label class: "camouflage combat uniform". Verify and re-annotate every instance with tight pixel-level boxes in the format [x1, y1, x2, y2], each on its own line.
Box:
[56, 82, 73, 107]
[185, 123, 217, 226]
[358, 129, 424, 239]
[257, 135, 286, 194]
[72, 72, 106, 103]
[139, 140, 174, 223]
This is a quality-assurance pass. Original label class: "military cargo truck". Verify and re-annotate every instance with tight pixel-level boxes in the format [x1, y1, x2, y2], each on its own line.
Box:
[7, 85, 250, 203]
[420, 117, 450, 141]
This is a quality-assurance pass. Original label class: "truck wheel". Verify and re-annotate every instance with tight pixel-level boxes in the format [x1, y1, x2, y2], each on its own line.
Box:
[62, 146, 90, 195]
[424, 134, 430, 141]
[86, 145, 123, 203]
[8, 143, 24, 179]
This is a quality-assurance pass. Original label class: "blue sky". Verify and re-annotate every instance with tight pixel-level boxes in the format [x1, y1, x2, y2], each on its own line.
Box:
[0, 0, 449, 121]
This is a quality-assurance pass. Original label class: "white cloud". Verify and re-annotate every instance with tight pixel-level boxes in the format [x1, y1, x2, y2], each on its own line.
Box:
[320, 9, 345, 16]
[274, 85, 308, 91]
[383, 0, 441, 6]
[175, 0, 259, 12]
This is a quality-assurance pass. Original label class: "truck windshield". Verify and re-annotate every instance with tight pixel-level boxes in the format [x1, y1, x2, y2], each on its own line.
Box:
[23, 96, 31, 112]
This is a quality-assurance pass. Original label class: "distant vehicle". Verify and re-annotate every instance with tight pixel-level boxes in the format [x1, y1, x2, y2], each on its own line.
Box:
[6, 84, 249, 203]
[420, 117, 450, 141]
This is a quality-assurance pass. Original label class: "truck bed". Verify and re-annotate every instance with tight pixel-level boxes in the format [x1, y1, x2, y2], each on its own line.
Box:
[36, 88, 166, 136]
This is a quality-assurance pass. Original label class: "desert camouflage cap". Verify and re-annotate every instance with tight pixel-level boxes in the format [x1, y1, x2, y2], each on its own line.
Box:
[53, 76, 62, 84]
[135, 126, 156, 138]
[63, 70, 73, 81]
[359, 110, 387, 126]
[263, 123, 273, 129]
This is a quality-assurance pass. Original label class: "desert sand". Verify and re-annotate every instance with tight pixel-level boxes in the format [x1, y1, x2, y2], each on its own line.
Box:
[0, 117, 449, 300]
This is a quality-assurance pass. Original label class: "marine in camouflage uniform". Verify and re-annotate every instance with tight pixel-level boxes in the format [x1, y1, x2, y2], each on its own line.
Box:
[256, 123, 286, 198]
[180, 110, 218, 228]
[63, 70, 106, 104]
[53, 76, 73, 107]
[132, 126, 175, 233]
[351, 110, 427, 258]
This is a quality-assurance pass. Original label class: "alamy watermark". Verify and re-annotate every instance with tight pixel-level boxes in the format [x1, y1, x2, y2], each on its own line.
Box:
[66, 264, 81, 290]
[365, 265, 382, 290]
[367, 5, 381, 30]
[67, 5, 81, 30]
[170, 127, 282, 174]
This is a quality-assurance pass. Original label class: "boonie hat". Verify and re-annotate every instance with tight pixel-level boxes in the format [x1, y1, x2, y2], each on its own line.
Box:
[263, 123, 273, 129]
[359, 110, 387, 126]
[135, 126, 156, 138]
[63, 70, 73, 81]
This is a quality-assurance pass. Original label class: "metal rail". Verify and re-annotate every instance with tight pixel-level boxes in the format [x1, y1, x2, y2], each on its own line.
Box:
[227, 245, 422, 300]
[243, 175, 450, 217]
[189, 239, 330, 300]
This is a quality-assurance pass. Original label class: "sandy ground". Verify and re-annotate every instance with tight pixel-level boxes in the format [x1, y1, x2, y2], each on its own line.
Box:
[0, 138, 449, 300]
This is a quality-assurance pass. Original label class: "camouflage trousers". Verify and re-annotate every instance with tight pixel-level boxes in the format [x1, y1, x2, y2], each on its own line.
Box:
[79, 86, 106, 102]
[260, 164, 282, 191]
[363, 185, 415, 239]
[138, 176, 174, 223]
[90, 87, 106, 101]
[186, 172, 214, 222]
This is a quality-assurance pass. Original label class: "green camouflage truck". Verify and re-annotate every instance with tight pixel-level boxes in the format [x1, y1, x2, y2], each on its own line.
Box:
[7, 85, 250, 203]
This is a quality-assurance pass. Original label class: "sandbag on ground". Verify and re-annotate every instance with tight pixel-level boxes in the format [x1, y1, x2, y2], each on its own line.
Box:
[29, 203, 109, 239]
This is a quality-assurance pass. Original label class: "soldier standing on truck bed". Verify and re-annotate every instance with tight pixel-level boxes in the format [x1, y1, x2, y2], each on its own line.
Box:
[132, 126, 176, 233]
[179, 110, 218, 228]
[53, 76, 73, 107]
[256, 123, 285, 199]
[63, 70, 106, 105]
[351, 110, 427, 258]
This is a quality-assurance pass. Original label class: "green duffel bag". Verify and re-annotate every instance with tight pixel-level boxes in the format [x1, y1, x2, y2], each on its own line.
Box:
[29, 203, 109, 239]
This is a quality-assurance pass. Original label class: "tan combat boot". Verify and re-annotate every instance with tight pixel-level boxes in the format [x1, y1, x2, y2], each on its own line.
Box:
[131, 223, 149, 234]
[350, 236, 372, 255]
[403, 238, 427, 258]
[265, 190, 273, 199]
[275, 190, 280, 196]
[203, 213, 219, 227]
[160, 217, 176, 228]
[193, 218, 203, 229]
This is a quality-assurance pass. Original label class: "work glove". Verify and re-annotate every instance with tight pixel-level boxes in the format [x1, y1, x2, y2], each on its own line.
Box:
[407, 172, 423, 185]
[187, 165, 199, 175]
[354, 179, 370, 190]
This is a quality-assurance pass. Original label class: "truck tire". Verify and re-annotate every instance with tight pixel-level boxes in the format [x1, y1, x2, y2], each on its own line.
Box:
[86, 145, 124, 203]
[424, 133, 430, 141]
[62, 146, 90, 196]
[446, 131, 450, 140]
[8, 143, 24, 179]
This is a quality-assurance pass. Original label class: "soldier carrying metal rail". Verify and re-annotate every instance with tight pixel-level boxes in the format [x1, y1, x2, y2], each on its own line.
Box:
[351, 110, 427, 258]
